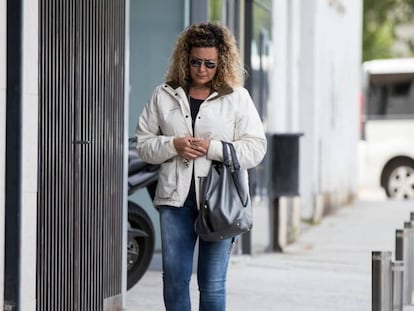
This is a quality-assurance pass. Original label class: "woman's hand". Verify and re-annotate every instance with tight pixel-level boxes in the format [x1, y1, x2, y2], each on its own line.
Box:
[174, 136, 209, 160]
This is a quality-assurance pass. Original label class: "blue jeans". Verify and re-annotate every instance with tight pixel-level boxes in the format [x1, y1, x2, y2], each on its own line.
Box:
[159, 197, 232, 311]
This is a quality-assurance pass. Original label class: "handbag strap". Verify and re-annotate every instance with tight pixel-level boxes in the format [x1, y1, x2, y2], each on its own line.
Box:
[222, 142, 231, 166]
[222, 142, 240, 171]
[227, 143, 240, 170]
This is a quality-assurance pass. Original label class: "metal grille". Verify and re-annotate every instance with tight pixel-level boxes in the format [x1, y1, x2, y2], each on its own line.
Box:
[37, 0, 125, 310]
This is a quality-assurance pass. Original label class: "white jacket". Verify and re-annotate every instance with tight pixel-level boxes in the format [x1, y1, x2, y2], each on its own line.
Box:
[136, 82, 267, 208]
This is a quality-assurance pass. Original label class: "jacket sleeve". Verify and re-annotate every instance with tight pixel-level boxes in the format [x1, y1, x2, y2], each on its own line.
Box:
[135, 86, 178, 164]
[207, 87, 267, 169]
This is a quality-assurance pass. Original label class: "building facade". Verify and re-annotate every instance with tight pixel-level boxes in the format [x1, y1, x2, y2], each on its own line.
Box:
[0, 0, 362, 309]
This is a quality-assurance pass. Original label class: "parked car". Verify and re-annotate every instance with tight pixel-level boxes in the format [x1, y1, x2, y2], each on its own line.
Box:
[358, 58, 414, 199]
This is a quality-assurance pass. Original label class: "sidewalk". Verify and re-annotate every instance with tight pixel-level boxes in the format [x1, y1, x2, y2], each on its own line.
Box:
[126, 194, 414, 311]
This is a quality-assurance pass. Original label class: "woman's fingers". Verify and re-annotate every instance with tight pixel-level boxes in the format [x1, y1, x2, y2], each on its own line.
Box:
[174, 136, 209, 160]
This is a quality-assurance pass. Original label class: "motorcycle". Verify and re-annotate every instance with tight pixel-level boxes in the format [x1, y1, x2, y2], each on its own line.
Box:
[127, 137, 159, 290]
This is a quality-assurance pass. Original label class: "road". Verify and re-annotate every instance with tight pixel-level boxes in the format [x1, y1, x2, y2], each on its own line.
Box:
[126, 191, 414, 310]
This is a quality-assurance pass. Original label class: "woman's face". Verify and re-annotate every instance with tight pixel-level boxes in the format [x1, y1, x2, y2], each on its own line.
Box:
[189, 47, 218, 88]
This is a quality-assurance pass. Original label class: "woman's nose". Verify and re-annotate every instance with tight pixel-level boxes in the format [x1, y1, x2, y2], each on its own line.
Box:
[197, 64, 207, 71]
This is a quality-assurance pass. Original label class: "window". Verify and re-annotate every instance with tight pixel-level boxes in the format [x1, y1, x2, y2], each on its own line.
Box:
[367, 73, 414, 119]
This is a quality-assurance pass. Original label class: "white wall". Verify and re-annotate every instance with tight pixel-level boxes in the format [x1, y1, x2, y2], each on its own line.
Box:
[269, 0, 288, 132]
[272, 0, 362, 219]
[272, 0, 318, 219]
[298, 0, 319, 219]
[20, 0, 39, 309]
[314, 0, 362, 197]
[0, 0, 6, 306]
[301, 0, 362, 219]
[270, 0, 301, 133]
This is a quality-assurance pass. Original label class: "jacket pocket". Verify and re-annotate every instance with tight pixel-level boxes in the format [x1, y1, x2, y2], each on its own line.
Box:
[156, 159, 177, 199]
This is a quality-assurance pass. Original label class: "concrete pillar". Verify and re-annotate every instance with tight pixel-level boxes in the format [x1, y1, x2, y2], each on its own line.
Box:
[270, 0, 288, 132]
[0, 0, 6, 306]
[20, 0, 39, 309]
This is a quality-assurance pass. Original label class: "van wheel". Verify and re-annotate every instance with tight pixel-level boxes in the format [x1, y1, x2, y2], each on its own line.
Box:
[127, 201, 155, 290]
[383, 159, 414, 199]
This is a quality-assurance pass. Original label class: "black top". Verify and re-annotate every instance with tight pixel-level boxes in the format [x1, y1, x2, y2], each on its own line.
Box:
[189, 96, 203, 131]
[188, 96, 204, 203]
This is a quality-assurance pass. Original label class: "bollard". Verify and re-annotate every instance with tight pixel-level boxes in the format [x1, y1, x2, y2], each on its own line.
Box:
[395, 229, 404, 260]
[396, 228, 412, 305]
[392, 261, 404, 311]
[404, 221, 414, 305]
[372, 251, 393, 311]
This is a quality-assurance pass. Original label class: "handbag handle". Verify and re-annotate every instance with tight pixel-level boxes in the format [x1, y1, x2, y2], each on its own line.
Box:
[222, 142, 232, 167]
[222, 142, 240, 171]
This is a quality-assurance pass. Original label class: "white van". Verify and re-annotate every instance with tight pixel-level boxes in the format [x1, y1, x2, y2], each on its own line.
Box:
[359, 58, 414, 199]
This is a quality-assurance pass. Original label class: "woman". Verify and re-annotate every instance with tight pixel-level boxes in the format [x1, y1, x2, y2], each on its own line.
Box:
[136, 22, 266, 311]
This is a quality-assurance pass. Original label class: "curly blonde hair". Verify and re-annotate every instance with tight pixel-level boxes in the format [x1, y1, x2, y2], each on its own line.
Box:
[165, 22, 245, 90]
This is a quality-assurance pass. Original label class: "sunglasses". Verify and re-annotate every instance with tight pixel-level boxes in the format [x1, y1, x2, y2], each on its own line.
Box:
[189, 59, 217, 69]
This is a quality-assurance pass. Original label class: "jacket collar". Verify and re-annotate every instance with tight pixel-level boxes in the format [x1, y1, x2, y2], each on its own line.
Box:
[165, 81, 234, 100]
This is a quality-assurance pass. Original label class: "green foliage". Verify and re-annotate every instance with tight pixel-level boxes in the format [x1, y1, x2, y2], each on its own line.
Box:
[363, 0, 414, 61]
[209, 0, 222, 22]
[252, 0, 272, 43]
[208, 0, 272, 55]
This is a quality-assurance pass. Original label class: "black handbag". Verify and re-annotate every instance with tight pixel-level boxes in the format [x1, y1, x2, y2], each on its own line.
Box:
[195, 142, 252, 242]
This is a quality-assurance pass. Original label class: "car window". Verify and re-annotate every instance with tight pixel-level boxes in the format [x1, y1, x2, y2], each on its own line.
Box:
[367, 73, 414, 120]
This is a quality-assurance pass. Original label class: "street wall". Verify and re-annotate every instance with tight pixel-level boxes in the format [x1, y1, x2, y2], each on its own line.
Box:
[311, 0, 362, 218]
[272, 0, 362, 220]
